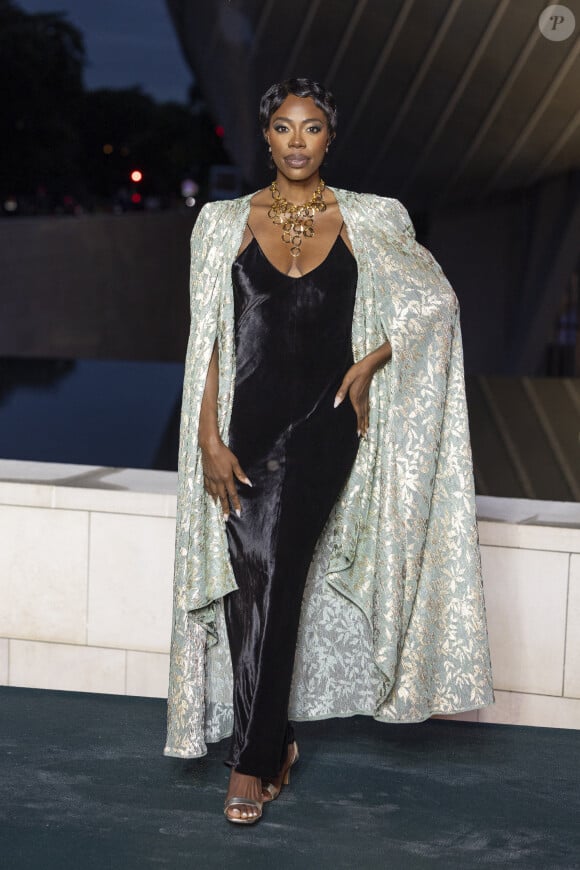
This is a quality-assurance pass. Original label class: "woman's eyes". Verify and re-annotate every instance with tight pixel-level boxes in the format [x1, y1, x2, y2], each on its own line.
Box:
[273, 125, 323, 134]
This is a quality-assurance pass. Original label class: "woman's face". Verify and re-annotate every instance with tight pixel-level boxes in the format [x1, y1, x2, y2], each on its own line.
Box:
[265, 95, 331, 181]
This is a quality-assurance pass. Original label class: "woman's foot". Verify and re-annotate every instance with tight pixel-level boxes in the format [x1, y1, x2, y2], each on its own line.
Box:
[261, 741, 299, 802]
[224, 770, 264, 822]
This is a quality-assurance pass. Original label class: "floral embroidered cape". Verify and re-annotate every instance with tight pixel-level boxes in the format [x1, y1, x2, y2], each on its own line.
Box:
[163, 187, 494, 758]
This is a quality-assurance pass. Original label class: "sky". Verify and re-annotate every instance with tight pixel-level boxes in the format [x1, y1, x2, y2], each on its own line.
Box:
[17, 0, 193, 103]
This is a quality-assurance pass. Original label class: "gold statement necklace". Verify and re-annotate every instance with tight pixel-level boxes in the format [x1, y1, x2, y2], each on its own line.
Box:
[268, 179, 327, 257]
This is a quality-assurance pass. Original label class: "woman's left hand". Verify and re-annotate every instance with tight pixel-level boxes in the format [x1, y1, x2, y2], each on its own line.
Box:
[334, 341, 391, 437]
[333, 357, 380, 438]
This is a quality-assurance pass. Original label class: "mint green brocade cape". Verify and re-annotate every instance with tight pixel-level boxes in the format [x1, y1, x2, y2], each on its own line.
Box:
[163, 187, 494, 758]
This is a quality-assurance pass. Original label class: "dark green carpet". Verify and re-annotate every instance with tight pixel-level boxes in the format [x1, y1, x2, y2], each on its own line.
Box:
[0, 687, 578, 869]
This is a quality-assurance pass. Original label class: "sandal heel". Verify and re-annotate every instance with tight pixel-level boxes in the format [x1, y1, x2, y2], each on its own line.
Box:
[261, 740, 299, 802]
[284, 741, 298, 785]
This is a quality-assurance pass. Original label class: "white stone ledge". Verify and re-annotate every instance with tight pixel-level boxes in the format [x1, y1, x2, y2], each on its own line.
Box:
[478, 521, 580, 553]
[8, 638, 127, 695]
[436, 691, 580, 729]
[477, 495, 580, 553]
[0, 459, 177, 517]
[1, 459, 579, 729]
[0, 639, 169, 698]
[0, 635, 171, 656]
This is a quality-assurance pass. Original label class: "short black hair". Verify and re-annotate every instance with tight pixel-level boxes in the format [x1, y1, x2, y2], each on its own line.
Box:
[259, 78, 337, 140]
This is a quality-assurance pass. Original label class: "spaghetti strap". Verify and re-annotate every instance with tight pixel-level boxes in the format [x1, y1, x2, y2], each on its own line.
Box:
[246, 223, 256, 238]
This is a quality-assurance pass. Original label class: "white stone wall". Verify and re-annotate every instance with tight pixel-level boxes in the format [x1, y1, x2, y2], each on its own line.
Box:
[468, 499, 580, 729]
[0, 461, 579, 729]
[0, 462, 175, 699]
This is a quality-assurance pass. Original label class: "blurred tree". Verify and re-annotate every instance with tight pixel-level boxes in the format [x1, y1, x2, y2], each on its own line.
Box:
[0, 1, 230, 208]
[0, 0, 85, 200]
[81, 87, 157, 201]
[81, 87, 229, 203]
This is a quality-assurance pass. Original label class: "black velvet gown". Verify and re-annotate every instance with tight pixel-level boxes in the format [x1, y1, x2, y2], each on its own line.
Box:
[223, 226, 360, 778]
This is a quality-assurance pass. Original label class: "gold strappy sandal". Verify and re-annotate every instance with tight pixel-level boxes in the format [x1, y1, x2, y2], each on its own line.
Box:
[223, 796, 263, 825]
[261, 740, 299, 802]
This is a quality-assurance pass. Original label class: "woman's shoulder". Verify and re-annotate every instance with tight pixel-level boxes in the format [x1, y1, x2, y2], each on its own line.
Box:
[332, 185, 388, 203]
[198, 192, 256, 215]
[332, 187, 414, 236]
[193, 199, 225, 223]
[333, 185, 408, 215]
[195, 193, 253, 232]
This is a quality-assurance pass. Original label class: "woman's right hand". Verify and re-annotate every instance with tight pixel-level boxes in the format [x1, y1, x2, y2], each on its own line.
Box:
[200, 439, 252, 520]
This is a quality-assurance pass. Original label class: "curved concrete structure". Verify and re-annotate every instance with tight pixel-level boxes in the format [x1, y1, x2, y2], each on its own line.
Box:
[166, 0, 580, 208]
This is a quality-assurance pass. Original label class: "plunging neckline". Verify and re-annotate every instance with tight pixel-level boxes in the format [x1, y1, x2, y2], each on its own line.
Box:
[239, 233, 352, 280]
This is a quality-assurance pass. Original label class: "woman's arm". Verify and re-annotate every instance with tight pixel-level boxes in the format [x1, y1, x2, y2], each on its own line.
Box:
[363, 339, 392, 370]
[198, 338, 252, 519]
[333, 339, 392, 438]
[198, 338, 221, 449]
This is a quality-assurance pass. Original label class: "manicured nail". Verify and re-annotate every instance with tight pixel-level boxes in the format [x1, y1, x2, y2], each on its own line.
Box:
[243, 477, 253, 487]
[334, 396, 341, 408]
[224, 513, 230, 521]
[235, 508, 241, 518]
[357, 429, 361, 436]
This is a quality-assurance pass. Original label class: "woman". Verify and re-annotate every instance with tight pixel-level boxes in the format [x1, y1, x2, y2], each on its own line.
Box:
[163, 79, 494, 825]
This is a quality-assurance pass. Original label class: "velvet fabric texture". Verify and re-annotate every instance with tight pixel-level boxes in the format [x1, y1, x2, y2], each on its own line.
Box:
[223, 232, 360, 777]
